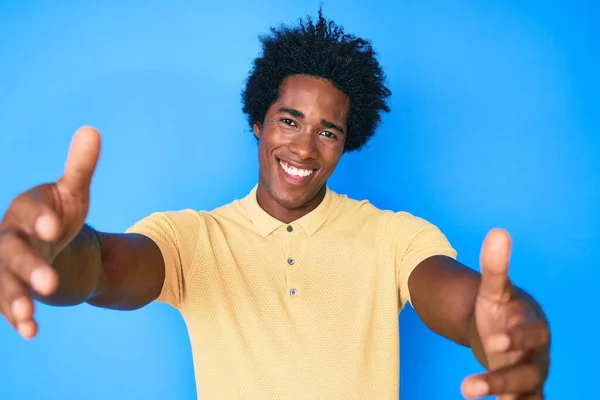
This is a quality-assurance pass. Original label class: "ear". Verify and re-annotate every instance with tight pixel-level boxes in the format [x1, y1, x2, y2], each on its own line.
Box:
[252, 123, 262, 139]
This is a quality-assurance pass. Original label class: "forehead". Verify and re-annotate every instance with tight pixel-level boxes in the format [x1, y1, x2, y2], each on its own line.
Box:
[275, 75, 350, 122]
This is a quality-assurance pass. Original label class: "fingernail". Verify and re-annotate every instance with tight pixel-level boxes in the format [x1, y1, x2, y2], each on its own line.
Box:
[31, 269, 51, 294]
[469, 380, 489, 397]
[17, 322, 35, 339]
[488, 333, 510, 352]
[35, 214, 58, 241]
[11, 298, 28, 320]
[35, 215, 50, 237]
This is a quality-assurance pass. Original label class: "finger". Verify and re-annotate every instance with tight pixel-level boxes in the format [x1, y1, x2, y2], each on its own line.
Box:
[486, 321, 550, 353]
[11, 296, 35, 324]
[0, 269, 38, 339]
[485, 348, 527, 372]
[0, 230, 59, 296]
[462, 362, 543, 398]
[506, 301, 533, 327]
[4, 193, 61, 242]
[57, 126, 102, 194]
[18, 320, 38, 339]
[0, 272, 18, 326]
[479, 228, 512, 302]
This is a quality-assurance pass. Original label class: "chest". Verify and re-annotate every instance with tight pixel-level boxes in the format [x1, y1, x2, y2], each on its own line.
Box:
[187, 224, 398, 320]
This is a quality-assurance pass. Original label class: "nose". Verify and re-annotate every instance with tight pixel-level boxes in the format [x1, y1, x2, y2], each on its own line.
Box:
[288, 130, 318, 160]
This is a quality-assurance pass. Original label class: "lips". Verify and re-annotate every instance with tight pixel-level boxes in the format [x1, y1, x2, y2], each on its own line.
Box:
[279, 159, 314, 177]
[276, 158, 317, 184]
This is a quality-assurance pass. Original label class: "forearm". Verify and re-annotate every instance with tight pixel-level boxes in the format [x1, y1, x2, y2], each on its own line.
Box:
[467, 286, 548, 368]
[409, 256, 549, 367]
[409, 256, 480, 347]
[33, 224, 103, 306]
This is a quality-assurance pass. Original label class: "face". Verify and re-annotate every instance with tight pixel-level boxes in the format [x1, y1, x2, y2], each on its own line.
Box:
[253, 74, 350, 222]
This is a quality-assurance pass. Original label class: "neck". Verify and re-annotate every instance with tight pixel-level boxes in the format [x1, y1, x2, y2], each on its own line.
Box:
[256, 184, 326, 224]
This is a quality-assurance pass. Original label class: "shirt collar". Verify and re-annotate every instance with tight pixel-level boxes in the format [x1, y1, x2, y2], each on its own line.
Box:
[241, 185, 337, 237]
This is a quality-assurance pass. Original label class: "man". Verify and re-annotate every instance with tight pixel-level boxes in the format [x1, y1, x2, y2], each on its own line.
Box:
[0, 10, 549, 399]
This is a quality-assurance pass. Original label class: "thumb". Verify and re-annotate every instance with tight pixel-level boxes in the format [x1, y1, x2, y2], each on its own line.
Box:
[58, 126, 102, 194]
[479, 228, 513, 302]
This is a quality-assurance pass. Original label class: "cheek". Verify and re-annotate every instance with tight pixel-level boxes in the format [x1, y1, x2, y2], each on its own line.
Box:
[257, 131, 279, 164]
[321, 148, 344, 171]
[258, 142, 271, 166]
[261, 128, 286, 152]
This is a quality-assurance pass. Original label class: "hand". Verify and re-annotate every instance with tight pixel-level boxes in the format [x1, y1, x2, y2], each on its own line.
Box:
[462, 229, 550, 399]
[0, 126, 101, 339]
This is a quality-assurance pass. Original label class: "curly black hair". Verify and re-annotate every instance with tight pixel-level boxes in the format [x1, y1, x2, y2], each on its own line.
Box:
[241, 9, 391, 152]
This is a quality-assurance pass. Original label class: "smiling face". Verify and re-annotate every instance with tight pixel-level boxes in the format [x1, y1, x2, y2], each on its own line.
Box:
[253, 74, 350, 223]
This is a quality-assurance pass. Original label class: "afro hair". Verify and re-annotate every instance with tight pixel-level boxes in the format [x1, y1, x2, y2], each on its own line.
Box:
[241, 9, 391, 152]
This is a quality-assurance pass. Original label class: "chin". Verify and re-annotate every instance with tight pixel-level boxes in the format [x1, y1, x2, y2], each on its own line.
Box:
[274, 183, 325, 210]
[270, 187, 309, 210]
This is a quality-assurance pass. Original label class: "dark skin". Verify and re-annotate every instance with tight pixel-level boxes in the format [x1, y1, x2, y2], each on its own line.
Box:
[253, 75, 349, 223]
[0, 74, 549, 399]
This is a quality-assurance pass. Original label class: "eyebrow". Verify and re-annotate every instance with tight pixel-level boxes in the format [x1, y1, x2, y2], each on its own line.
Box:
[278, 107, 345, 135]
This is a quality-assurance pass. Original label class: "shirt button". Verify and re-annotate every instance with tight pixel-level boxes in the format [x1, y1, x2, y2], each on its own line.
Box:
[286, 225, 293, 232]
[290, 288, 298, 296]
[287, 258, 295, 265]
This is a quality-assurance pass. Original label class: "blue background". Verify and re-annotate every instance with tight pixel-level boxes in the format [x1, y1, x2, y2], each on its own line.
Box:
[1, 1, 597, 399]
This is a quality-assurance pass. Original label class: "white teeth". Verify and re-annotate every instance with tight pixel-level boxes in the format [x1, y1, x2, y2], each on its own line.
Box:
[279, 160, 314, 178]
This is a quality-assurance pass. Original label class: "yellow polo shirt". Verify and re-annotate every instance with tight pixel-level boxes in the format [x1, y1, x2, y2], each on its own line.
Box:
[126, 185, 456, 399]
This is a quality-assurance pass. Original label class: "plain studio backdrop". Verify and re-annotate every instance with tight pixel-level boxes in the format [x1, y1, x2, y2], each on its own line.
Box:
[0, 1, 597, 399]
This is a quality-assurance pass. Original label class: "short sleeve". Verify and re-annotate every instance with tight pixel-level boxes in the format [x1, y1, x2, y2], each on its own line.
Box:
[125, 210, 202, 308]
[392, 212, 457, 310]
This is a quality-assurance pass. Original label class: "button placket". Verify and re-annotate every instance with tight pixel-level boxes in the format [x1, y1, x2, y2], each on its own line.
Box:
[284, 224, 300, 298]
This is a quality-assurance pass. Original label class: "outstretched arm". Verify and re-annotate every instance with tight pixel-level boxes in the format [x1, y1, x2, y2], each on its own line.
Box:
[408, 229, 550, 399]
[0, 127, 166, 340]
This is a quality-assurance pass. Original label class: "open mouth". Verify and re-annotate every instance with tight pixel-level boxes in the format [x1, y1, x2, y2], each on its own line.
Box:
[277, 158, 315, 180]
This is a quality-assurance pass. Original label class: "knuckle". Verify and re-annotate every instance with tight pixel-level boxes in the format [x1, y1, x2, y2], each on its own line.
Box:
[0, 226, 13, 240]
[8, 193, 25, 209]
[529, 365, 544, 387]
[8, 193, 34, 216]
[8, 192, 48, 220]
[0, 230, 19, 252]
[538, 326, 550, 345]
[509, 312, 527, 327]
[509, 326, 525, 347]
[516, 364, 543, 394]
[489, 371, 510, 393]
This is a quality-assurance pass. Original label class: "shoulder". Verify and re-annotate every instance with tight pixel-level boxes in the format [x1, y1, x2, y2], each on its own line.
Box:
[126, 189, 258, 240]
[124, 210, 209, 251]
[332, 190, 433, 228]
[329, 191, 390, 221]
[332, 190, 450, 245]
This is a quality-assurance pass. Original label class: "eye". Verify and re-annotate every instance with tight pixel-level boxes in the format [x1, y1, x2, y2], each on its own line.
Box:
[281, 118, 297, 127]
[320, 131, 337, 140]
